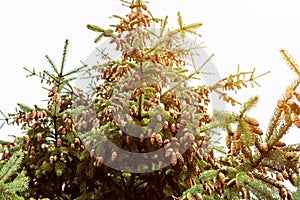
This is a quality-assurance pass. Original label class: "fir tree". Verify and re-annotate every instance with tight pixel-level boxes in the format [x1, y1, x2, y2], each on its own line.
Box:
[2, 0, 299, 200]
[8, 40, 87, 199]
[180, 50, 300, 199]
[78, 0, 266, 199]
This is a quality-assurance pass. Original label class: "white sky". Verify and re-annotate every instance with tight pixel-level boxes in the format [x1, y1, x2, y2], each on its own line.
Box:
[1, 0, 300, 143]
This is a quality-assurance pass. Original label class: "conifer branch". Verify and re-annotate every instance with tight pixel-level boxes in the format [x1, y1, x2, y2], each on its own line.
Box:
[280, 49, 300, 76]
[239, 96, 259, 117]
[269, 119, 293, 147]
[253, 171, 283, 191]
[0, 152, 29, 199]
[46, 55, 59, 75]
[60, 39, 69, 76]
[265, 108, 282, 141]
[0, 153, 23, 184]
[160, 16, 168, 37]
[237, 172, 275, 200]
[209, 67, 269, 106]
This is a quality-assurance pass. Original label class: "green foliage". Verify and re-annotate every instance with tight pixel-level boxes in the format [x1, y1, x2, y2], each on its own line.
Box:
[236, 172, 278, 200]
[0, 1, 299, 200]
[180, 49, 300, 200]
[0, 152, 29, 200]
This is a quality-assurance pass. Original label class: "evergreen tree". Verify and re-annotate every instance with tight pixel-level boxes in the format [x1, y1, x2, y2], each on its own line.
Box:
[180, 50, 300, 200]
[1, 0, 299, 199]
[8, 40, 86, 199]
[77, 0, 267, 199]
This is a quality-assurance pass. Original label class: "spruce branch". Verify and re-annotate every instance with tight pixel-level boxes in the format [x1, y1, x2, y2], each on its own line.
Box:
[160, 16, 168, 37]
[0, 110, 9, 128]
[253, 171, 284, 191]
[161, 54, 214, 100]
[60, 39, 69, 77]
[236, 172, 275, 200]
[238, 119, 253, 147]
[45, 55, 59, 75]
[0, 153, 23, 184]
[145, 22, 202, 55]
[280, 49, 300, 76]
[87, 24, 116, 43]
[265, 79, 300, 142]
[265, 108, 283, 141]
[0, 152, 29, 199]
[282, 143, 300, 151]
[209, 67, 269, 106]
[270, 119, 293, 147]
[239, 96, 259, 117]
[1, 172, 29, 193]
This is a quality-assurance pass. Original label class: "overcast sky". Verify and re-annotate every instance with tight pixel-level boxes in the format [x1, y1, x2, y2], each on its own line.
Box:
[1, 0, 300, 143]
